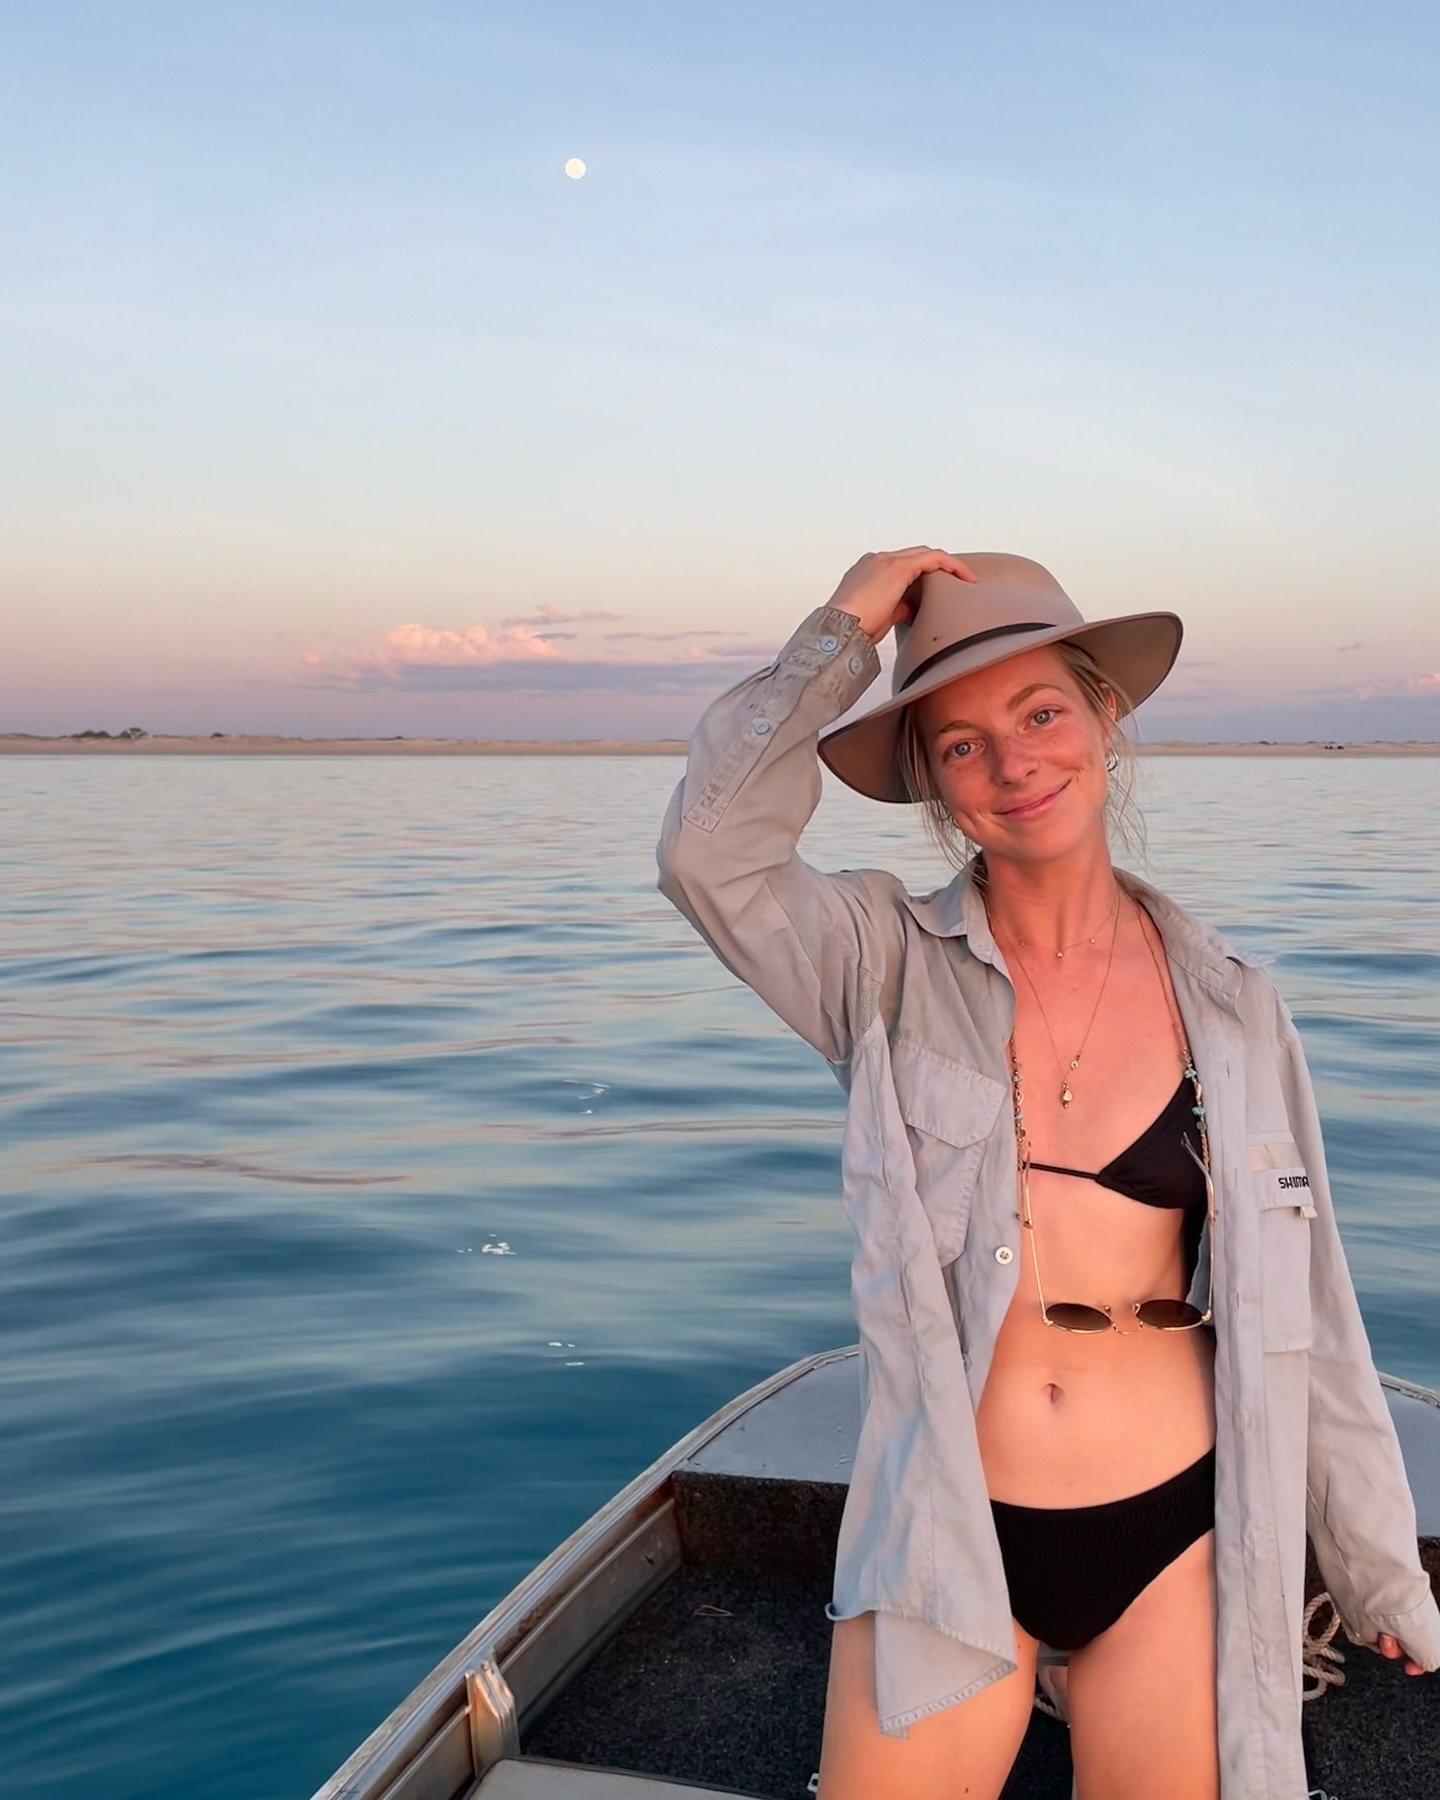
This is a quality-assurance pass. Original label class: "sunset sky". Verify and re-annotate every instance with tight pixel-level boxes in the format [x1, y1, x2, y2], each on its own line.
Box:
[4, 1, 1438, 741]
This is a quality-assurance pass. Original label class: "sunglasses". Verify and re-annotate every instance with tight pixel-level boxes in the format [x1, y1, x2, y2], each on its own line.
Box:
[1018, 1130, 1216, 1334]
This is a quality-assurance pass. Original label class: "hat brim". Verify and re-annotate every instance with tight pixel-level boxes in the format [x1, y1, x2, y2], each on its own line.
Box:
[818, 612, 1183, 803]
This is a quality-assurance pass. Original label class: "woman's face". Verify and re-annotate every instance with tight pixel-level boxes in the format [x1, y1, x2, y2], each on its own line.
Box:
[912, 644, 1117, 867]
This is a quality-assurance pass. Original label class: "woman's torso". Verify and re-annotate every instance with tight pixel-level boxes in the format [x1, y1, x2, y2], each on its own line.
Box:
[975, 893, 1218, 1506]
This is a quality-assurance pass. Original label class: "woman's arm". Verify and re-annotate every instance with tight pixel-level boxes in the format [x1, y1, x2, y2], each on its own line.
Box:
[656, 547, 975, 1063]
[1273, 988, 1440, 1672]
[656, 605, 893, 1062]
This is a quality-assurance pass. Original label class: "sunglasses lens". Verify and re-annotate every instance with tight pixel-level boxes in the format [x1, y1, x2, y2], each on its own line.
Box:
[1136, 1299, 1204, 1330]
[1046, 1303, 1113, 1333]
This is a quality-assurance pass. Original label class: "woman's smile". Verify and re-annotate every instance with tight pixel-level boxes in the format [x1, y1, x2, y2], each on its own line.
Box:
[996, 779, 1070, 821]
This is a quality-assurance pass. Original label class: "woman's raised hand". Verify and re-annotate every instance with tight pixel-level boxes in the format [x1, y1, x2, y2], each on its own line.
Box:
[826, 546, 977, 648]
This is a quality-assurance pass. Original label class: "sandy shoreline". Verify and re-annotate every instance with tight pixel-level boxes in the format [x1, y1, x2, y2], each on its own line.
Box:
[2, 734, 1439, 758]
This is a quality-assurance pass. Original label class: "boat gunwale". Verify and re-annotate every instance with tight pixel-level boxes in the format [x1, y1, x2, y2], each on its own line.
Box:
[1379, 1369, 1440, 1410]
[307, 1345, 859, 1800]
[310, 1354, 1438, 1800]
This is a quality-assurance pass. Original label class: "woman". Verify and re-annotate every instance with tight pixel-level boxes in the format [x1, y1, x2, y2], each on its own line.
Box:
[656, 546, 1438, 1799]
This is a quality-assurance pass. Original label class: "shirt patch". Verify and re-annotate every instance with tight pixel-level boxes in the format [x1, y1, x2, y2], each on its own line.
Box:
[1250, 1154, 1318, 1220]
[1268, 1169, 1316, 1216]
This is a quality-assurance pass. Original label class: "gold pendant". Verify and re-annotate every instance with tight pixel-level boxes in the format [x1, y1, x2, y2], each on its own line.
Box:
[1060, 1082, 1073, 1107]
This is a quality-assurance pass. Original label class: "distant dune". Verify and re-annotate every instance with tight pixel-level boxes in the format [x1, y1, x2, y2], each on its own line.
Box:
[3, 734, 1439, 757]
[0, 734, 693, 756]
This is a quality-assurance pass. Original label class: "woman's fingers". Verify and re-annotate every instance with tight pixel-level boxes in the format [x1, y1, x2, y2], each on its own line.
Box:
[826, 546, 978, 646]
[894, 545, 978, 577]
[1379, 1633, 1425, 1674]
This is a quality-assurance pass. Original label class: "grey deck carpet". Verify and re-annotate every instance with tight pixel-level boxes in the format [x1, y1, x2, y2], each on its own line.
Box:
[521, 1564, 1437, 1799]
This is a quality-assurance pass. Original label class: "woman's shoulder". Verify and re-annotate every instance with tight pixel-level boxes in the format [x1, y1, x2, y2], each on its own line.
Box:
[1118, 867, 1278, 977]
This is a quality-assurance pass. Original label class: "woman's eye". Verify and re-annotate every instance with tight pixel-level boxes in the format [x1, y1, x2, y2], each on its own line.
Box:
[943, 739, 973, 760]
[1031, 707, 1056, 726]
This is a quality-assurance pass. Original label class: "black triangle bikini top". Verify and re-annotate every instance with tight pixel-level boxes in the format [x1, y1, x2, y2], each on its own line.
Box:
[1028, 1073, 1207, 1212]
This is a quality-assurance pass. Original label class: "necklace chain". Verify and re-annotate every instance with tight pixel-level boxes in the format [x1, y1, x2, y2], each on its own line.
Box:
[1006, 906, 1210, 1172]
[1004, 902, 1214, 1333]
[1135, 912, 1209, 1173]
[1012, 886, 1121, 958]
[996, 885, 1124, 1108]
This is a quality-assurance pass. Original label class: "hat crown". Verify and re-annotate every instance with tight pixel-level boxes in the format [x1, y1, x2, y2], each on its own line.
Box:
[892, 553, 1085, 698]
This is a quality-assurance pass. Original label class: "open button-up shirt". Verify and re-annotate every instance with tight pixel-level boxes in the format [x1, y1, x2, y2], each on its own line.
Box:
[656, 604, 1440, 1798]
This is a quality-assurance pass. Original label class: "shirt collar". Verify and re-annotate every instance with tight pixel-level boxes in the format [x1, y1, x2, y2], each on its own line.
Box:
[899, 858, 1253, 1003]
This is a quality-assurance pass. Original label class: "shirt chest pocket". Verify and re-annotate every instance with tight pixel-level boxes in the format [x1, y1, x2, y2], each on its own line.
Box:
[1250, 1136, 1316, 1352]
[891, 1036, 1007, 1264]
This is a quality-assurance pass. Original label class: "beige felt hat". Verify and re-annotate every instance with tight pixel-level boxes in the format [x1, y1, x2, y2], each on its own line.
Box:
[818, 552, 1183, 802]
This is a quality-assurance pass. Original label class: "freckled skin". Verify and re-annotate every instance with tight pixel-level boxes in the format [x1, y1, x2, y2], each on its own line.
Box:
[913, 643, 1117, 869]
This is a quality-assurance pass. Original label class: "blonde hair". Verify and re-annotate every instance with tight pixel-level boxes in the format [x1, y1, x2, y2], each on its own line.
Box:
[896, 640, 1146, 874]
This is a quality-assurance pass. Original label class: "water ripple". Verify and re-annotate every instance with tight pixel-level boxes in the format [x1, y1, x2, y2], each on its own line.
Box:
[1, 751, 1437, 1800]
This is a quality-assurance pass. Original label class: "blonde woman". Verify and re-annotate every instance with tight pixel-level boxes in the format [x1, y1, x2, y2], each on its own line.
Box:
[657, 547, 1437, 1798]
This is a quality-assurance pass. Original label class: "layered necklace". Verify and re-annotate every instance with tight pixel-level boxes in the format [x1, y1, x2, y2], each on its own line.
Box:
[993, 883, 1124, 1108]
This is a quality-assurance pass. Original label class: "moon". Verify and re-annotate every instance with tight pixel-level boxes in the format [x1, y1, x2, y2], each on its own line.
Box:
[564, 158, 587, 179]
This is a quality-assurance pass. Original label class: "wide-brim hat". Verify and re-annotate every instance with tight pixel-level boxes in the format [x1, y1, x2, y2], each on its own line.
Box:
[818, 552, 1183, 802]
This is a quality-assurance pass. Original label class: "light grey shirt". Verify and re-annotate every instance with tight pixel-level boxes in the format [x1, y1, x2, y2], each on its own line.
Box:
[656, 603, 1440, 1798]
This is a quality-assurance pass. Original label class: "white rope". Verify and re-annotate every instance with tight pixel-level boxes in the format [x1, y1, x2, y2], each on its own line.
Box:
[1034, 1664, 1069, 1725]
[1301, 1590, 1347, 1702]
[1022, 1588, 1348, 1738]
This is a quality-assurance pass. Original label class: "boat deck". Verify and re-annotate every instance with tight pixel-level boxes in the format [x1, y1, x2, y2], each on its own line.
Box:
[506, 1355, 1440, 1799]
[316, 1348, 1440, 1800]
[512, 1558, 1439, 1797]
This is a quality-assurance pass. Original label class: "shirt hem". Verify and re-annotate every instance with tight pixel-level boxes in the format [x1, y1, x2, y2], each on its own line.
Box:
[822, 1599, 1017, 1737]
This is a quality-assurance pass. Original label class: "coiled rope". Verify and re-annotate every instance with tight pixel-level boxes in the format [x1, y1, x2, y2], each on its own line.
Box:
[1028, 1589, 1348, 1730]
[1300, 1590, 1348, 1702]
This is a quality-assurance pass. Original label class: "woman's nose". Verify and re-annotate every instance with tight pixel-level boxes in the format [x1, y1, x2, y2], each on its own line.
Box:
[991, 734, 1039, 784]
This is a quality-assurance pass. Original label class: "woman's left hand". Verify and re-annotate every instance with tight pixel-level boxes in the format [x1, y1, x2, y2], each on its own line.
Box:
[1377, 1632, 1428, 1675]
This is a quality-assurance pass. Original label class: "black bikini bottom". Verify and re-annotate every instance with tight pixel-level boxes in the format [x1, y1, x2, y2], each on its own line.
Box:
[989, 1443, 1216, 1652]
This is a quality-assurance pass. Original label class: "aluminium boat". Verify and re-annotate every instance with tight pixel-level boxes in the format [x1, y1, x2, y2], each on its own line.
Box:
[310, 1345, 1440, 1800]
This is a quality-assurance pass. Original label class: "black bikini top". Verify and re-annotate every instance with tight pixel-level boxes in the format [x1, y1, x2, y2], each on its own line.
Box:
[1028, 1073, 1206, 1212]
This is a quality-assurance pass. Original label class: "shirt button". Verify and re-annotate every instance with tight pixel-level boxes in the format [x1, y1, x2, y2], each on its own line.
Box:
[847, 654, 865, 674]
[995, 1246, 1014, 1265]
[752, 718, 772, 736]
[819, 634, 839, 652]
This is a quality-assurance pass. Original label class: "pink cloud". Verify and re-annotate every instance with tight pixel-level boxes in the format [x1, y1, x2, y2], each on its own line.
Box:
[1350, 671, 1440, 700]
[377, 622, 558, 666]
[498, 603, 624, 629]
[305, 620, 560, 685]
[300, 608, 779, 691]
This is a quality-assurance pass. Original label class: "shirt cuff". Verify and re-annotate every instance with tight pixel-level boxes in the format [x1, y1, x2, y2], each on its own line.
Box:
[772, 605, 881, 707]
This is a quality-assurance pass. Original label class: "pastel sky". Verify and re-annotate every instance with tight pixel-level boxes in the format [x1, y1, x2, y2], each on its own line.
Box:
[3, 1, 1438, 741]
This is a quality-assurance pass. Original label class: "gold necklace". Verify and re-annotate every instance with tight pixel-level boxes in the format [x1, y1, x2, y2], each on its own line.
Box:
[1002, 894, 1125, 1108]
[1011, 885, 1121, 958]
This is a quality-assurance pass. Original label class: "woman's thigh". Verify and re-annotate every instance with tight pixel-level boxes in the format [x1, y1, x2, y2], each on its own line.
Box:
[1065, 1527, 1219, 1800]
[816, 1610, 1037, 1800]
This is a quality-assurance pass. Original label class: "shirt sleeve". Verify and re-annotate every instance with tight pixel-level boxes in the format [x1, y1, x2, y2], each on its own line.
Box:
[655, 605, 905, 1064]
[1273, 988, 1440, 1668]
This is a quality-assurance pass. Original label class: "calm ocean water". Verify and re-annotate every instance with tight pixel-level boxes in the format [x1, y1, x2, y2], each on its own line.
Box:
[3, 752, 1437, 1800]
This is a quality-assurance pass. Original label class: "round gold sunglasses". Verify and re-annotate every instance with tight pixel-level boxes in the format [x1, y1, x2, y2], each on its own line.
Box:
[1003, 902, 1216, 1335]
[1016, 1130, 1215, 1333]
